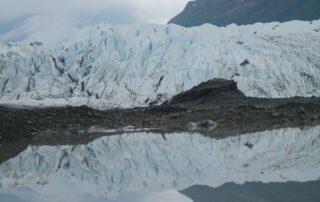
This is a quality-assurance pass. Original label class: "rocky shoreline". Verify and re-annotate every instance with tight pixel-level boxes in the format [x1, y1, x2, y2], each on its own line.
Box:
[1, 79, 320, 163]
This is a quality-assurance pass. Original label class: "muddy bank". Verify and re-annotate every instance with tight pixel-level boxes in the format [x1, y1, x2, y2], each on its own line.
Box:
[1, 79, 320, 163]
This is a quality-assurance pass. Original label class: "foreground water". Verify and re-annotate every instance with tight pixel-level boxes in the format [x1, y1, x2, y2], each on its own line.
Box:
[0, 125, 320, 202]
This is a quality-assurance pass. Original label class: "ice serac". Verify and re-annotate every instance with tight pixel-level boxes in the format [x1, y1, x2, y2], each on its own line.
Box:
[0, 126, 320, 198]
[1, 20, 320, 109]
[0, 41, 69, 101]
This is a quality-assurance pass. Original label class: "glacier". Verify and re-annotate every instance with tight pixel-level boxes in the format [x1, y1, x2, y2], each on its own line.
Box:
[0, 126, 320, 198]
[0, 20, 320, 108]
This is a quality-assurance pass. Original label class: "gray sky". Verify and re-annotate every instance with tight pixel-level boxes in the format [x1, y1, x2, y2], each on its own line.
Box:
[0, 0, 189, 41]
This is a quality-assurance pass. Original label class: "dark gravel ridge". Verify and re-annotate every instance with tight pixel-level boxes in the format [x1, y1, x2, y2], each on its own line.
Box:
[1, 79, 320, 163]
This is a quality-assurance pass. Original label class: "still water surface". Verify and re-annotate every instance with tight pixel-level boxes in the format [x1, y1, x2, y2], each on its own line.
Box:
[0, 126, 319, 201]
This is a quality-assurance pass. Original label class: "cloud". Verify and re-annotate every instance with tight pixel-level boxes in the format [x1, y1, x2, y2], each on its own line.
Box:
[0, 14, 76, 41]
[0, 0, 188, 23]
[0, 0, 189, 41]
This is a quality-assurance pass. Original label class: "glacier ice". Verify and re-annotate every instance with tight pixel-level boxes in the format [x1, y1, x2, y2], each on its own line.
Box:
[0, 126, 319, 198]
[0, 20, 320, 109]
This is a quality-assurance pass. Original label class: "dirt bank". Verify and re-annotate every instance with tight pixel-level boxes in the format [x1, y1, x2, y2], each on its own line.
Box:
[1, 79, 320, 163]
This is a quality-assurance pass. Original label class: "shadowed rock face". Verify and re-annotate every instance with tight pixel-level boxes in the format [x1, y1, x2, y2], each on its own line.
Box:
[169, 79, 245, 106]
[169, 0, 320, 27]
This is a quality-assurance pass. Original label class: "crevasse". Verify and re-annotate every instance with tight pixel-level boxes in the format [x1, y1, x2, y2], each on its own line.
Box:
[0, 20, 320, 109]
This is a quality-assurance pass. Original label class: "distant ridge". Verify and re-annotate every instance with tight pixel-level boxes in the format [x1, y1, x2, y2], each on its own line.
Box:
[169, 0, 320, 27]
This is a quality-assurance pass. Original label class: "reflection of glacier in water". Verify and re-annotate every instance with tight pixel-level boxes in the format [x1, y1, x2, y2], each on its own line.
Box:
[0, 126, 320, 198]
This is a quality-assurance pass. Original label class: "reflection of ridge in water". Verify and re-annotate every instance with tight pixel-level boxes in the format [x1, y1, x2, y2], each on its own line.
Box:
[0, 126, 320, 198]
[180, 181, 320, 202]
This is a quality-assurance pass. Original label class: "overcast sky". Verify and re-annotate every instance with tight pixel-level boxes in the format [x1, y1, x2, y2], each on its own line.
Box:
[0, 0, 189, 41]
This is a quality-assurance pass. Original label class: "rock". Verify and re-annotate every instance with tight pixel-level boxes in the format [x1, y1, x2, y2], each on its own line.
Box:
[228, 109, 237, 114]
[240, 59, 250, 66]
[187, 120, 217, 131]
[169, 79, 245, 106]
[244, 142, 254, 149]
[299, 106, 306, 114]
[311, 115, 318, 121]
[283, 118, 290, 123]
[272, 112, 280, 117]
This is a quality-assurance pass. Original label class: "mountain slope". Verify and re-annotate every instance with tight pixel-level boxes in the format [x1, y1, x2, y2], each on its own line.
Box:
[169, 0, 320, 27]
[1, 20, 320, 109]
